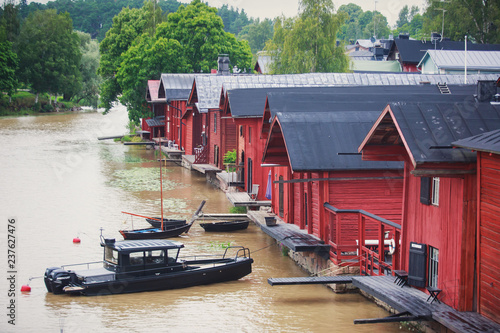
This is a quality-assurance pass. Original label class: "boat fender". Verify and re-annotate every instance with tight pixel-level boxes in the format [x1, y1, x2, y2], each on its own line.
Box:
[388, 239, 396, 256]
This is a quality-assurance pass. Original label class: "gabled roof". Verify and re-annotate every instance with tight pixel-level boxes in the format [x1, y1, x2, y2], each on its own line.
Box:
[388, 39, 500, 64]
[418, 50, 500, 71]
[359, 102, 500, 167]
[263, 111, 403, 172]
[254, 53, 272, 74]
[189, 75, 240, 112]
[159, 74, 201, 101]
[146, 80, 162, 103]
[453, 128, 500, 154]
[348, 50, 374, 60]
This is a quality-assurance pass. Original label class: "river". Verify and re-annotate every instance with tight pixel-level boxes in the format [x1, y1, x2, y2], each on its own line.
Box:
[0, 105, 404, 332]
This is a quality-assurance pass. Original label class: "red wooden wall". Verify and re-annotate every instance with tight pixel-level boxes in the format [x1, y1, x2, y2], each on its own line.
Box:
[235, 118, 271, 200]
[402, 163, 476, 311]
[477, 152, 500, 323]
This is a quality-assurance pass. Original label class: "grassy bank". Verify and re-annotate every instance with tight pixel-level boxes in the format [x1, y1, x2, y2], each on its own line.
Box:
[0, 91, 80, 116]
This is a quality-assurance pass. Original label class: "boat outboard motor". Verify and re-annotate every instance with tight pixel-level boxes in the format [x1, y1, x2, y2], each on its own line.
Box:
[44, 267, 61, 292]
[47, 269, 72, 294]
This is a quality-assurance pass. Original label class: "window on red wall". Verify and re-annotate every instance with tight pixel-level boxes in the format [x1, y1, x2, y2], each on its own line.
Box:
[248, 127, 251, 144]
[214, 114, 217, 133]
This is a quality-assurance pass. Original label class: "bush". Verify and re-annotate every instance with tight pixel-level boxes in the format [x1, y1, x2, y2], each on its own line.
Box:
[229, 206, 247, 214]
[223, 149, 237, 164]
[121, 135, 132, 142]
[41, 104, 54, 112]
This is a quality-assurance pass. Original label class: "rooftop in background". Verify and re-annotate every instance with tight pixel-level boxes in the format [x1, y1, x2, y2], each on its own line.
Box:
[146, 80, 161, 103]
[159, 74, 204, 102]
[418, 50, 500, 73]
[388, 38, 500, 64]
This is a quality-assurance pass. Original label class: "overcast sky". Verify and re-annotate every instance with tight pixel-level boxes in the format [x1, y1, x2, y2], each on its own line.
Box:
[192, 0, 428, 27]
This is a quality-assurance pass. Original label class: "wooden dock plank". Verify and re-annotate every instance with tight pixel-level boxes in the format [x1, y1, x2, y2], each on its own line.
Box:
[268, 276, 353, 286]
[432, 311, 500, 333]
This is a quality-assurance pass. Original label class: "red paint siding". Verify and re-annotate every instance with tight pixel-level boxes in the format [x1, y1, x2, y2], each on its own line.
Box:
[403, 168, 476, 310]
[478, 152, 500, 323]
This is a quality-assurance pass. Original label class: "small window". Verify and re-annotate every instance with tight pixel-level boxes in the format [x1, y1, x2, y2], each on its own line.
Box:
[213, 114, 217, 133]
[420, 177, 431, 205]
[431, 177, 440, 206]
[248, 127, 252, 144]
[105, 247, 118, 264]
[428, 246, 439, 287]
[130, 252, 144, 265]
[145, 250, 164, 264]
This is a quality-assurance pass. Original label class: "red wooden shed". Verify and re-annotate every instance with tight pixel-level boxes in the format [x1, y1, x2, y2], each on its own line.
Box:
[359, 100, 500, 312]
[453, 129, 500, 324]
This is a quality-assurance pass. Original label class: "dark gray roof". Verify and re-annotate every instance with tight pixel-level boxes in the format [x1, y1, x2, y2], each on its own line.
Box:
[276, 111, 403, 171]
[229, 84, 477, 118]
[145, 117, 165, 127]
[452, 128, 500, 154]
[390, 39, 500, 64]
[266, 85, 478, 117]
[388, 102, 500, 164]
[160, 74, 201, 101]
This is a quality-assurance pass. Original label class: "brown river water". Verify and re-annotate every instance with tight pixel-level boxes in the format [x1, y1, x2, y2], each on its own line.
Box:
[0, 105, 404, 332]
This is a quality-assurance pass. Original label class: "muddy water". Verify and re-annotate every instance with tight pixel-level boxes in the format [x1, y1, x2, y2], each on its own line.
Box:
[0, 105, 403, 332]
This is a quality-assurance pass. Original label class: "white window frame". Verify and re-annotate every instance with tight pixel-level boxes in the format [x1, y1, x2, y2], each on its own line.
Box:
[428, 246, 439, 288]
[431, 177, 440, 206]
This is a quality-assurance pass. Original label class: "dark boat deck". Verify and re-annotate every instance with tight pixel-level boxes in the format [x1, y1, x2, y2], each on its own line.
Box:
[352, 275, 500, 332]
[247, 211, 330, 258]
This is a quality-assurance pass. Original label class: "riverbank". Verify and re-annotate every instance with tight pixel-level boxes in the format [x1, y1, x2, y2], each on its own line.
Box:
[0, 91, 83, 117]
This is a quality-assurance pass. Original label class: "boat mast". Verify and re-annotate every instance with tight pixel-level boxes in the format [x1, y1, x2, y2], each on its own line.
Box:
[159, 147, 164, 230]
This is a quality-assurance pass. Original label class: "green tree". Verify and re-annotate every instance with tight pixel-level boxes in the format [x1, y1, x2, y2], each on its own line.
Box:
[0, 40, 17, 96]
[98, 6, 148, 112]
[422, 0, 500, 43]
[16, 9, 81, 102]
[156, 0, 252, 73]
[0, 1, 20, 43]
[238, 18, 274, 54]
[73, 31, 101, 108]
[265, 0, 348, 73]
[363, 12, 391, 39]
[116, 33, 189, 122]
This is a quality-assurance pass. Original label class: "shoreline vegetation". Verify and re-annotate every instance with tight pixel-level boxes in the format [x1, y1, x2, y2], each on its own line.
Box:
[0, 90, 92, 117]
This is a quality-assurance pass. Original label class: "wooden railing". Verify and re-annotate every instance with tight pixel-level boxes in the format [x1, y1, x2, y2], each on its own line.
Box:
[194, 145, 208, 164]
[323, 203, 401, 276]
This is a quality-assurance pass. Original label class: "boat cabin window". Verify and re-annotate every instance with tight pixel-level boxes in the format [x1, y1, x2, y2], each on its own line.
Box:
[146, 250, 165, 264]
[105, 247, 119, 265]
[130, 252, 144, 265]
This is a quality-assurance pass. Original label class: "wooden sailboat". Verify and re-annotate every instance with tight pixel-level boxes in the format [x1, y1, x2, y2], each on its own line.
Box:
[119, 150, 205, 239]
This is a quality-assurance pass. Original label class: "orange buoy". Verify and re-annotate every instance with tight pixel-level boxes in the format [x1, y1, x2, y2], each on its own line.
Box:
[73, 237, 81, 243]
[21, 285, 31, 292]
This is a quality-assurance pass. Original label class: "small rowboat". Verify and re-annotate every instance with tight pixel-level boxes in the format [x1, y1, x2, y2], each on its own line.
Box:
[119, 222, 193, 240]
[146, 217, 187, 229]
[200, 220, 249, 232]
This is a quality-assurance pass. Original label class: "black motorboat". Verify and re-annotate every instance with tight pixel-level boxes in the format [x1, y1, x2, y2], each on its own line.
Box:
[44, 238, 253, 296]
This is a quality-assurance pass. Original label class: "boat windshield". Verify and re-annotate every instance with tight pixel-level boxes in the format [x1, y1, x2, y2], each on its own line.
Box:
[104, 247, 119, 265]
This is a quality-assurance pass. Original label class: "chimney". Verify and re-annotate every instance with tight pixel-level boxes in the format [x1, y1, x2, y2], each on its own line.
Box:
[218, 54, 230, 76]
[477, 81, 497, 102]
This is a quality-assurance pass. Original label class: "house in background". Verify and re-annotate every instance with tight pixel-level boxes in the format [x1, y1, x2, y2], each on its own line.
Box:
[453, 129, 500, 324]
[358, 97, 500, 311]
[418, 50, 500, 75]
[144, 80, 164, 139]
[254, 51, 272, 74]
[386, 33, 500, 72]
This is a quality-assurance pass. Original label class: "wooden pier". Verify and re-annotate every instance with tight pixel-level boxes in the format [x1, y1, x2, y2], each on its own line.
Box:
[351, 275, 500, 332]
[268, 276, 354, 286]
[247, 211, 330, 258]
